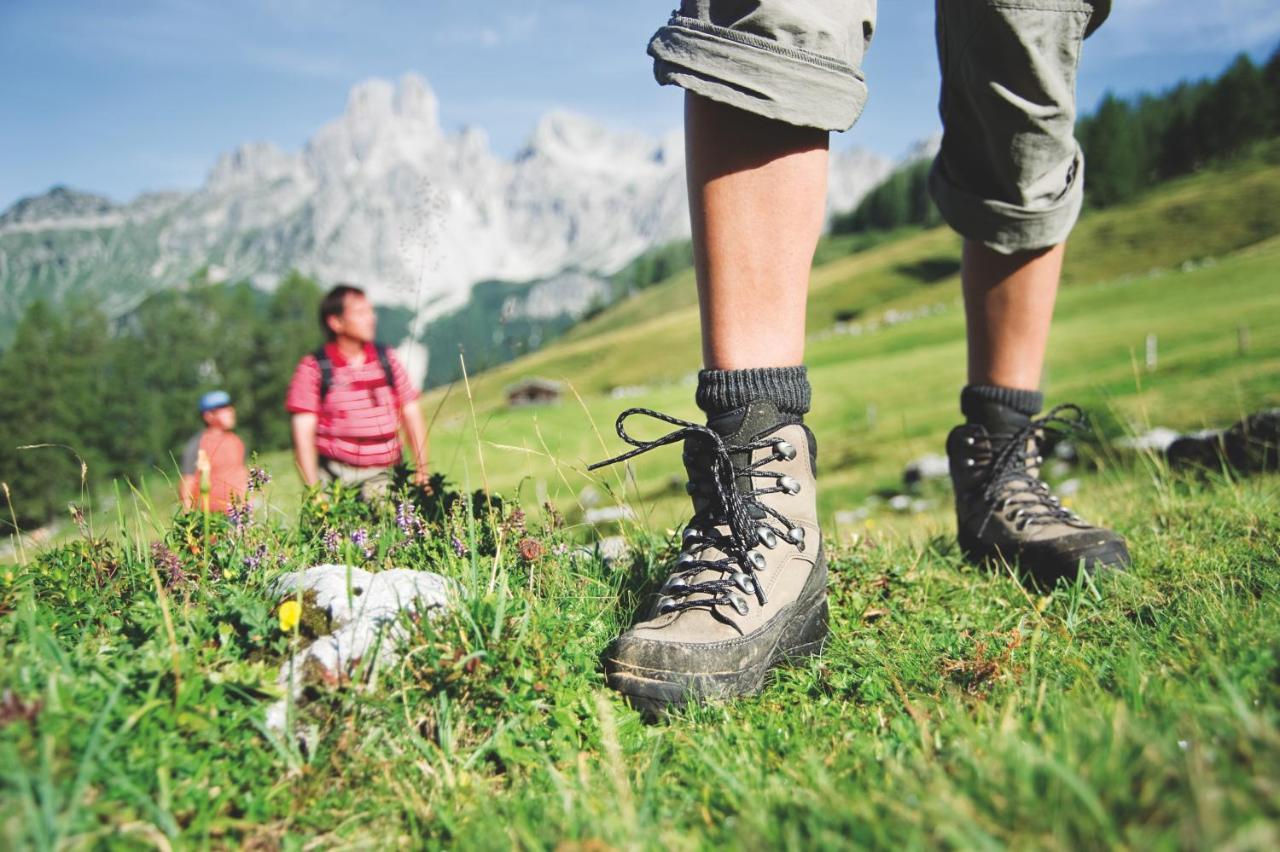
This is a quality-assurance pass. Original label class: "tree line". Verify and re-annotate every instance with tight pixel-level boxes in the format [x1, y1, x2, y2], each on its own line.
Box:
[833, 46, 1280, 235]
[0, 273, 324, 527]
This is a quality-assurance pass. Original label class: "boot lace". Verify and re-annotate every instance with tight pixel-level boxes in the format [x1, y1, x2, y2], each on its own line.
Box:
[588, 408, 806, 620]
[978, 404, 1091, 536]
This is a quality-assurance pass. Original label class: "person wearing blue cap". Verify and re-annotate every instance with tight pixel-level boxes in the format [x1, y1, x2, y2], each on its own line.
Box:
[179, 389, 249, 513]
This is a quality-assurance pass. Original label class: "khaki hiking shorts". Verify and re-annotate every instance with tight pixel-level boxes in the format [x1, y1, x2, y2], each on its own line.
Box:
[319, 457, 393, 502]
[648, 0, 1111, 254]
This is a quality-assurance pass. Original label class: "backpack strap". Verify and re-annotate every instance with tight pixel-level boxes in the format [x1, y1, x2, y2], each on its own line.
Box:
[373, 342, 398, 406]
[312, 347, 333, 402]
[313, 343, 398, 405]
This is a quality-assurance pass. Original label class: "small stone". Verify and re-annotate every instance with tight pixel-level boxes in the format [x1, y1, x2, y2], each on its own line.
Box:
[888, 495, 913, 513]
[903, 454, 950, 488]
[1117, 427, 1182, 453]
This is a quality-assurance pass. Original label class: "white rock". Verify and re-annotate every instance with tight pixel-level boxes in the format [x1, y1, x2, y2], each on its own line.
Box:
[265, 564, 454, 734]
[903, 454, 950, 486]
[584, 505, 635, 524]
[1116, 427, 1183, 452]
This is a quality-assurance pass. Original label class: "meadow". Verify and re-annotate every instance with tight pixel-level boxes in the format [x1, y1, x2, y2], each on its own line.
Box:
[2, 151, 1279, 848]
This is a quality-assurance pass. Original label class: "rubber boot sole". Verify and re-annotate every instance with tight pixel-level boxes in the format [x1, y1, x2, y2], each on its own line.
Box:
[604, 548, 829, 714]
[958, 529, 1130, 586]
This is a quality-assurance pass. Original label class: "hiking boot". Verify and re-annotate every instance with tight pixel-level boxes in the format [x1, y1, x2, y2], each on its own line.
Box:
[947, 404, 1130, 585]
[589, 400, 827, 712]
[1166, 408, 1280, 475]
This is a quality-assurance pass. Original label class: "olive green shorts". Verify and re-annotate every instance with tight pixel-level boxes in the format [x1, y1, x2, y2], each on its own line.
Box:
[648, 0, 1110, 253]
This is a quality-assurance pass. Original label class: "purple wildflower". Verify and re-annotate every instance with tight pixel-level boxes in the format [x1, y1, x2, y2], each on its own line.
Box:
[323, 528, 341, 556]
[247, 466, 271, 492]
[244, 544, 269, 572]
[451, 535, 467, 557]
[396, 501, 419, 536]
[225, 500, 250, 533]
[351, 527, 375, 560]
[151, 542, 186, 589]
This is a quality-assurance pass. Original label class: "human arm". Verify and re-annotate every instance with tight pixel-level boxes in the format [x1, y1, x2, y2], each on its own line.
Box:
[291, 413, 320, 486]
[401, 401, 430, 487]
[180, 474, 198, 509]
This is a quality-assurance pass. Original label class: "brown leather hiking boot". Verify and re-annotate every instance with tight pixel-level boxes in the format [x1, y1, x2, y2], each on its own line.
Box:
[1166, 408, 1280, 475]
[947, 404, 1130, 585]
[589, 400, 827, 712]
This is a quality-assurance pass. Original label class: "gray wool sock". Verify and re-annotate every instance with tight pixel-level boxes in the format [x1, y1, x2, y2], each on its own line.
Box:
[961, 384, 1044, 435]
[696, 366, 811, 419]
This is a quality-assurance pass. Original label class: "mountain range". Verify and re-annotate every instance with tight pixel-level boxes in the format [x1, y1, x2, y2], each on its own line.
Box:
[0, 74, 905, 360]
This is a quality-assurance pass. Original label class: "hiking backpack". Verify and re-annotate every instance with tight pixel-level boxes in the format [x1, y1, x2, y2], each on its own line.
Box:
[312, 343, 398, 404]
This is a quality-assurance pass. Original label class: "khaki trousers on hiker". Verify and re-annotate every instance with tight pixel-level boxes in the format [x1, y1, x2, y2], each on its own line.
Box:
[318, 457, 393, 502]
[648, 0, 1110, 254]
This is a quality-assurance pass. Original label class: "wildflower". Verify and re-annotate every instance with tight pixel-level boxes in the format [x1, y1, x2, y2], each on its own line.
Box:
[226, 499, 251, 534]
[323, 528, 341, 555]
[67, 503, 89, 537]
[517, 537, 544, 562]
[278, 600, 301, 632]
[396, 500, 423, 537]
[351, 528, 374, 560]
[501, 507, 527, 537]
[151, 542, 186, 588]
[451, 535, 467, 557]
[244, 544, 268, 572]
[247, 466, 271, 492]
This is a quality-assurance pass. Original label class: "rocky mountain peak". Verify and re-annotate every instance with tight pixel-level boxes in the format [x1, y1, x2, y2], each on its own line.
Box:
[0, 185, 116, 228]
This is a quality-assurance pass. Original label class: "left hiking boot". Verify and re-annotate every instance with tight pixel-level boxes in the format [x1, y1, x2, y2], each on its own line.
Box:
[1166, 408, 1280, 475]
[947, 404, 1130, 585]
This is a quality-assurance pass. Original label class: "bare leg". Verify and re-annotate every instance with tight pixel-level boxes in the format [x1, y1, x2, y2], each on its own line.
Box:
[962, 240, 1065, 390]
[686, 93, 829, 370]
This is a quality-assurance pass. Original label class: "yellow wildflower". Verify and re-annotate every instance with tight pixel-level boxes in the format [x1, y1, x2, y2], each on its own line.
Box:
[279, 600, 302, 632]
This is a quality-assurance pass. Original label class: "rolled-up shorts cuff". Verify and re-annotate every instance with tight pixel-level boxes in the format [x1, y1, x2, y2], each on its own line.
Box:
[929, 144, 1086, 255]
[648, 16, 868, 132]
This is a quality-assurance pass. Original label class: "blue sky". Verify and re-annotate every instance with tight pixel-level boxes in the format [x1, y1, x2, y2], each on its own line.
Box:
[3, 0, 1279, 210]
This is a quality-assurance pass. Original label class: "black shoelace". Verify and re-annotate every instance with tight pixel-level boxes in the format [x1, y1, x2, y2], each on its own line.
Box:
[978, 404, 1090, 536]
[588, 408, 805, 618]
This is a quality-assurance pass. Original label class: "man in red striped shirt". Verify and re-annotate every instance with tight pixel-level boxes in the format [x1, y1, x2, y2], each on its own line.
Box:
[286, 284, 429, 500]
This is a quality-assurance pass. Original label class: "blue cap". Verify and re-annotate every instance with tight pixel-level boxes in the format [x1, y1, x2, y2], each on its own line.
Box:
[199, 390, 232, 413]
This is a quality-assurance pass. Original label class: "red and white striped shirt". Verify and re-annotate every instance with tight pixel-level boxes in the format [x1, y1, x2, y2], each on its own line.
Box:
[285, 343, 420, 468]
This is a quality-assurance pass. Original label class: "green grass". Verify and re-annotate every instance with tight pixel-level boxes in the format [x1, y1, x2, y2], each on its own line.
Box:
[3, 154, 1280, 848]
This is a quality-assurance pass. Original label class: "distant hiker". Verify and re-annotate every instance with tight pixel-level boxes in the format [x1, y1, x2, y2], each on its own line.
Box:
[180, 390, 249, 513]
[286, 284, 428, 500]
[590, 1, 1129, 710]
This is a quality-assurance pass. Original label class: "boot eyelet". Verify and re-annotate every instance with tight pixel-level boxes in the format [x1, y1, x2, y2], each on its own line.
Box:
[779, 476, 801, 495]
[656, 596, 677, 615]
[682, 526, 701, 542]
[786, 527, 806, 551]
[774, 440, 796, 461]
[662, 577, 689, 594]
[965, 436, 976, 446]
[747, 551, 767, 572]
[676, 553, 696, 568]
[731, 572, 754, 593]
[757, 526, 778, 549]
[965, 458, 976, 468]
[728, 594, 750, 616]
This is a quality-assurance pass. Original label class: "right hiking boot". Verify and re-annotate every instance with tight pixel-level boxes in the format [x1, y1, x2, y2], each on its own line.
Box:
[589, 400, 827, 713]
[1166, 408, 1280, 475]
[948, 404, 1130, 586]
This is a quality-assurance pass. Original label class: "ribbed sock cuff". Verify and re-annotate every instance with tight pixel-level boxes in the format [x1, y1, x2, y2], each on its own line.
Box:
[961, 384, 1043, 434]
[696, 366, 811, 418]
